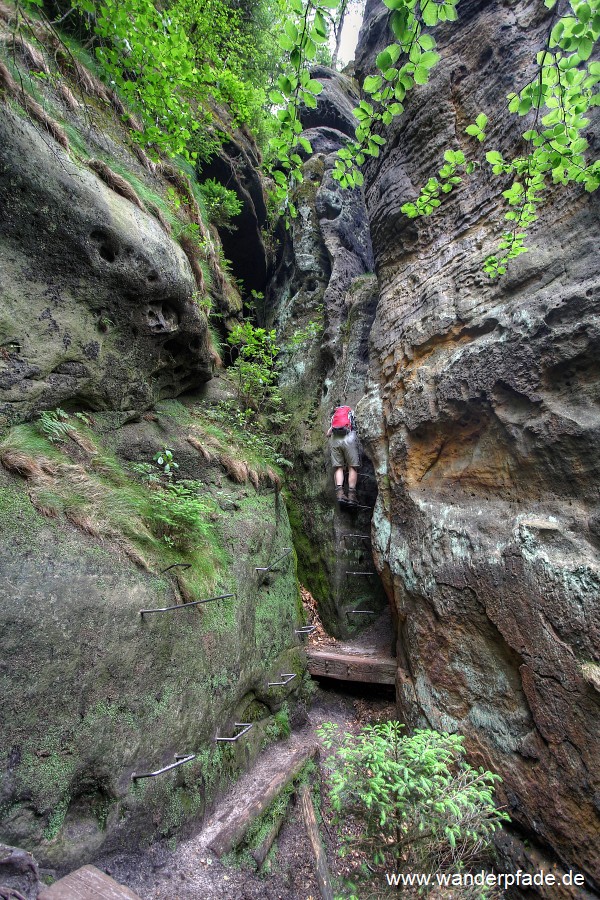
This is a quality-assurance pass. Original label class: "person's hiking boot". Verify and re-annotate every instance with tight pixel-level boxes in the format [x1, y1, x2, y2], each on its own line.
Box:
[346, 488, 358, 507]
[335, 485, 348, 505]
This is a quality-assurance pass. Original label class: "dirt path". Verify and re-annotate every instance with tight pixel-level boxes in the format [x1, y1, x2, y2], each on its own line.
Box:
[95, 686, 394, 900]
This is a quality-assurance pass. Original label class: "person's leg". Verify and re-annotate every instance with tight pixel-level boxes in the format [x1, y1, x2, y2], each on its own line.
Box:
[334, 466, 347, 502]
[346, 427, 360, 507]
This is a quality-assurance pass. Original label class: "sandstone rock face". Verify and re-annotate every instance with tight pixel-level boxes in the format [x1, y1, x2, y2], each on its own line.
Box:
[0, 403, 303, 868]
[0, 110, 212, 427]
[267, 71, 388, 636]
[355, 0, 600, 889]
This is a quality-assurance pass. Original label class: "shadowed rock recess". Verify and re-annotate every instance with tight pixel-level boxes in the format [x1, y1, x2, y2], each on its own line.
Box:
[353, 0, 600, 891]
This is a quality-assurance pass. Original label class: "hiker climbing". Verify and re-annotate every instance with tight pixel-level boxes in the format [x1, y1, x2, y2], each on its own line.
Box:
[327, 405, 359, 507]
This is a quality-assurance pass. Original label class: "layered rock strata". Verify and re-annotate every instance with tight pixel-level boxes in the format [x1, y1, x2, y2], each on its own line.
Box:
[354, 0, 600, 890]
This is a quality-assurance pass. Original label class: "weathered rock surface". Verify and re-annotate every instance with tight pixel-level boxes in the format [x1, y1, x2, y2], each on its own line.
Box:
[355, 0, 600, 890]
[0, 400, 304, 869]
[0, 109, 212, 427]
[267, 70, 388, 637]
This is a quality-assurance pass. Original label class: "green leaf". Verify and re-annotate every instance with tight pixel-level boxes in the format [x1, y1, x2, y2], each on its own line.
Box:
[422, 3, 439, 25]
[299, 136, 313, 154]
[306, 79, 324, 94]
[364, 75, 384, 93]
[376, 50, 392, 71]
[278, 34, 294, 51]
[414, 66, 429, 85]
[419, 34, 436, 51]
[421, 50, 440, 68]
[284, 20, 299, 42]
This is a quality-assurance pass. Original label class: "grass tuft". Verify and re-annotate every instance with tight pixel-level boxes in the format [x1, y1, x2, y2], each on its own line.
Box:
[87, 159, 144, 209]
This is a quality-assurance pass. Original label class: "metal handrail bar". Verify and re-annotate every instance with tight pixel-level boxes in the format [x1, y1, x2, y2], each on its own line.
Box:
[160, 563, 193, 574]
[132, 753, 195, 780]
[340, 533, 371, 540]
[140, 593, 235, 616]
[295, 624, 317, 635]
[215, 723, 253, 743]
[345, 571, 375, 576]
[348, 610, 377, 615]
[255, 547, 293, 573]
[267, 673, 297, 686]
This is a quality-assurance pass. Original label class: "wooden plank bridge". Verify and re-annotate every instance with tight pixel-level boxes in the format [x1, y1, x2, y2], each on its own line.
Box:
[306, 645, 396, 685]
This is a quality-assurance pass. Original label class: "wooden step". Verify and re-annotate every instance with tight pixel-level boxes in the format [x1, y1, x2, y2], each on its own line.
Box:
[306, 647, 396, 684]
[204, 741, 317, 857]
[37, 865, 141, 900]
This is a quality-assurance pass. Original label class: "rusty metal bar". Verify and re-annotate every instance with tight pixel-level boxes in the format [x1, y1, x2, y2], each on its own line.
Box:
[140, 592, 235, 616]
[345, 571, 375, 577]
[267, 673, 297, 687]
[132, 753, 195, 781]
[215, 723, 253, 743]
[255, 547, 292, 574]
[160, 562, 192, 574]
[295, 624, 317, 635]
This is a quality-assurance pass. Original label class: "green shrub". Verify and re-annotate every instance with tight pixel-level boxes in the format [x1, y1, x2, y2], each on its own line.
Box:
[146, 480, 216, 551]
[318, 721, 509, 885]
[199, 179, 243, 230]
[227, 321, 280, 414]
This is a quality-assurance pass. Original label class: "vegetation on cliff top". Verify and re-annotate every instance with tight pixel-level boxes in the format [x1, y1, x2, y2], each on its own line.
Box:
[7, 0, 598, 276]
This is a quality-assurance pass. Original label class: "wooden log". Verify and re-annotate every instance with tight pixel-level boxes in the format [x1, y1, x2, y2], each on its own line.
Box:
[250, 798, 290, 868]
[299, 785, 334, 900]
[306, 647, 396, 685]
[207, 743, 316, 858]
[37, 865, 141, 899]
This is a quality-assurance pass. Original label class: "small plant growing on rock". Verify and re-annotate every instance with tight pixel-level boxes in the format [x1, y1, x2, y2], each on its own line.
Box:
[38, 408, 72, 443]
[227, 321, 281, 413]
[199, 179, 243, 230]
[153, 447, 179, 477]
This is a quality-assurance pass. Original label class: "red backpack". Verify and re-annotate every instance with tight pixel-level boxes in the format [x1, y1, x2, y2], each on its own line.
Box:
[331, 406, 355, 434]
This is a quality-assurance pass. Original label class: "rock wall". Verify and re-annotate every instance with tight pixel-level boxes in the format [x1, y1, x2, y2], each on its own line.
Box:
[0, 16, 302, 870]
[354, 0, 600, 891]
[0, 399, 305, 870]
[0, 110, 212, 426]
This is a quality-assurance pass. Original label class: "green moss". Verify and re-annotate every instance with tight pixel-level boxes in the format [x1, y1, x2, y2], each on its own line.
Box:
[284, 490, 331, 609]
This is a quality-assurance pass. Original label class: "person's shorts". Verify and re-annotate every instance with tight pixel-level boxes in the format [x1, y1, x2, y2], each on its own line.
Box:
[330, 430, 360, 468]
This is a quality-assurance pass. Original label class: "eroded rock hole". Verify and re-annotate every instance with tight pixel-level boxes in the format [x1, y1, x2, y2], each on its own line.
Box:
[90, 228, 119, 263]
[145, 303, 179, 334]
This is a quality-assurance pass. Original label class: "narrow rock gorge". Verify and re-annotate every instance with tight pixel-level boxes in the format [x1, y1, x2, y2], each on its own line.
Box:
[1, 0, 599, 896]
